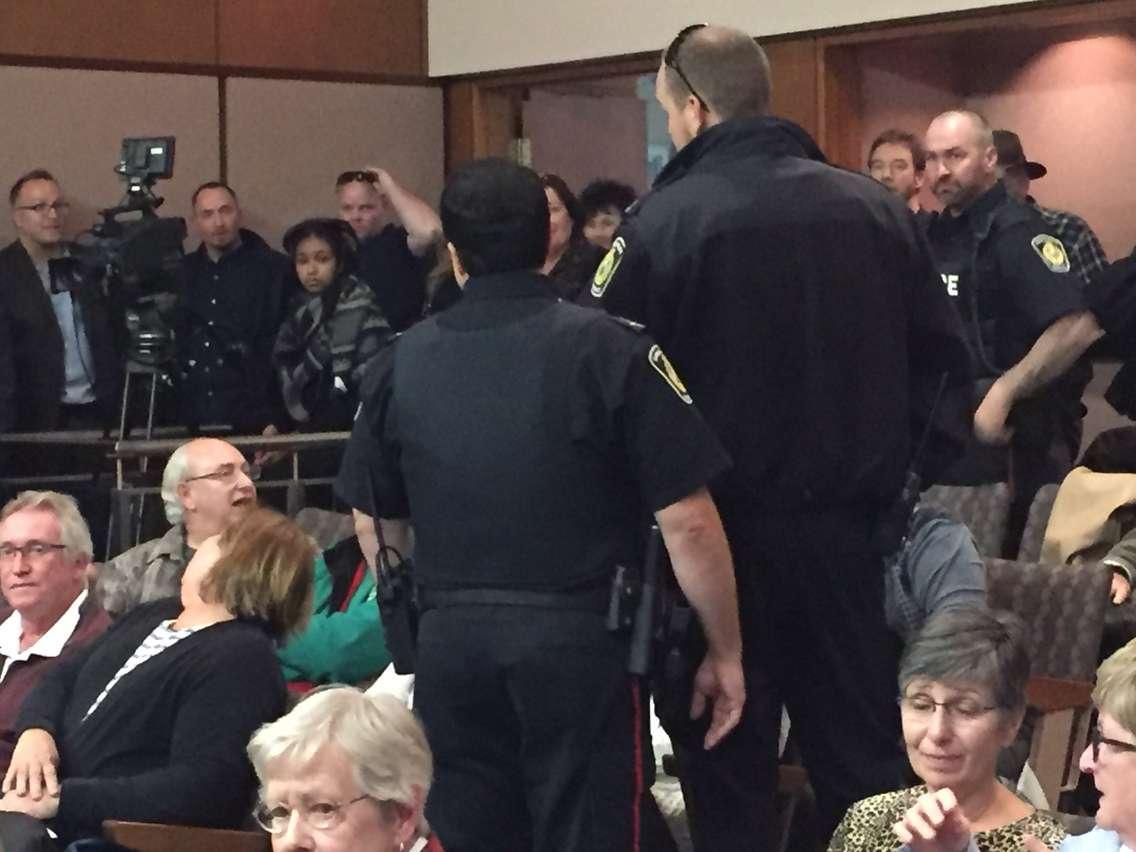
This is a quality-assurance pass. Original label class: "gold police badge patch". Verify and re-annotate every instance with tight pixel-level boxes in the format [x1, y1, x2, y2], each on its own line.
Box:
[648, 344, 693, 404]
[590, 236, 626, 299]
[1030, 234, 1070, 274]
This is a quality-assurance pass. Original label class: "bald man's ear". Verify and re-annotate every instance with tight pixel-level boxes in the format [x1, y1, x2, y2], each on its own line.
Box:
[983, 145, 1000, 172]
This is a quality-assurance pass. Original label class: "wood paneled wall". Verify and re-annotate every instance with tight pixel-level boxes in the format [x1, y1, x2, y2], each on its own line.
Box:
[0, 0, 425, 77]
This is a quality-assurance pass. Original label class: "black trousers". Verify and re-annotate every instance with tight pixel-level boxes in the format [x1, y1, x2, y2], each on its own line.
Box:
[415, 605, 648, 852]
[671, 505, 909, 851]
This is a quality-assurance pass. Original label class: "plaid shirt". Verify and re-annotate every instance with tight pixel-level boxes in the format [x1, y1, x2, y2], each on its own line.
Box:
[1033, 200, 1108, 289]
[94, 524, 188, 618]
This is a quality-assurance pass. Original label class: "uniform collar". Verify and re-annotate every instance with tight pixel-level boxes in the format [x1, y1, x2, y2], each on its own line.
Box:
[955, 181, 1008, 235]
[460, 270, 558, 303]
[654, 115, 827, 191]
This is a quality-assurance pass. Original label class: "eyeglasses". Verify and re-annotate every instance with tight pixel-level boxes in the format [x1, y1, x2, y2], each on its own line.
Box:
[183, 461, 261, 484]
[15, 201, 70, 216]
[336, 170, 377, 188]
[254, 796, 371, 835]
[664, 23, 709, 111]
[1089, 725, 1136, 762]
[0, 541, 68, 562]
[898, 694, 999, 723]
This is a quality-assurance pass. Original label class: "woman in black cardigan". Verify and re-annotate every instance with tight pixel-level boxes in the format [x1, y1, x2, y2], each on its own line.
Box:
[0, 508, 314, 846]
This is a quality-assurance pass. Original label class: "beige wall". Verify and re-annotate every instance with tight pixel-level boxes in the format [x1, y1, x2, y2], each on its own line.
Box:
[426, 0, 1035, 76]
[858, 30, 1136, 262]
[0, 67, 219, 247]
[224, 78, 444, 250]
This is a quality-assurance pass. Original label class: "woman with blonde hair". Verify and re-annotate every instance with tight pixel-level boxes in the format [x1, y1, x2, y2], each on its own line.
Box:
[249, 686, 441, 852]
[0, 508, 314, 847]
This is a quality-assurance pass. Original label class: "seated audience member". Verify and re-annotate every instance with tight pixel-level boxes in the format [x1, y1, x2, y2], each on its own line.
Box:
[174, 181, 290, 435]
[275, 218, 392, 431]
[885, 504, 986, 640]
[579, 179, 637, 250]
[97, 438, 388, 685]
[895, 638, 1136, 852]
[0, 508, 313, 846]
[867, 129, 928, 215]
[248, 686, 441, 852]
[540, 173, 606, 301]
[336, 168, 441, 332]
[994, 130, 1107, 291]
[0, 301, 15, 434]
[0, 170, 121, 433]
[0, 492, 110, 774]
[829, 607, 1067, 852]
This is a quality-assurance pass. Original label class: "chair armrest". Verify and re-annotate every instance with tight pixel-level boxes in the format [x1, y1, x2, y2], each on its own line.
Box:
[103, 820, 270, 852]
[1026, 676, 1094, 714]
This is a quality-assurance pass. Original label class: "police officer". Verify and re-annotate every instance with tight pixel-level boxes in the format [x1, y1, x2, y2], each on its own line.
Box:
[591, 25, 973, 848]
[335, 158, 744, 852]
[923, 111, 1102, 551]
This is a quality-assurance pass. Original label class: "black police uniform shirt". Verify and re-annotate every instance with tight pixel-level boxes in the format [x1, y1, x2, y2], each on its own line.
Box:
[925, 181, 1084, 378]
[334, 270, 730, 591]
[589, 115, 973, 509]
[357, 225, 430, 333]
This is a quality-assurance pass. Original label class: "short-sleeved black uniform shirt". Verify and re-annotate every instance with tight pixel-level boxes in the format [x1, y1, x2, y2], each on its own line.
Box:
[335, 271, 730, 591]
[926, 181, 1085, 377]
[591, 116, 972, 509]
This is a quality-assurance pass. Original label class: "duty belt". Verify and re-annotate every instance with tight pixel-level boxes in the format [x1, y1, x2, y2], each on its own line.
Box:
[417, 584, 611, 613]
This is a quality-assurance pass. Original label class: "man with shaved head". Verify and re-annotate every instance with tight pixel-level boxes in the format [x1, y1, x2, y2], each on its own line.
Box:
[594, 24, 972, 848]
[924, 110, 1102, 552]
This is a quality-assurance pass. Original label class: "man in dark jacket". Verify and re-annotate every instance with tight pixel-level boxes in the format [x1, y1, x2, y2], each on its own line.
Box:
[0, 170, 121, 433]
[174, 182, 289, 434]
[592, 25, 973, 847]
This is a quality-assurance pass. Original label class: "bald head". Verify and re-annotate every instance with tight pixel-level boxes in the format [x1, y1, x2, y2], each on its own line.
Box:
[656, 25, 771, 150]
[924, 110, 999, 215]
[162, 438, 257, 545]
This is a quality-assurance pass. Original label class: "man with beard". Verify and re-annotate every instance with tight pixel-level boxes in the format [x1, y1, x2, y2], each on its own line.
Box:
[923, 110, 1102, 552]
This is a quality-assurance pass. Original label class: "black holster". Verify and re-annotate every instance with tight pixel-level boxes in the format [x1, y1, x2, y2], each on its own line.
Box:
[376, 557, 419, 674]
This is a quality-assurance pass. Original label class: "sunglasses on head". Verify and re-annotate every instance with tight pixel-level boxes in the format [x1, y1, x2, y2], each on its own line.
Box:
[335, 170, 377, 188]
[664, 23, 709, 111]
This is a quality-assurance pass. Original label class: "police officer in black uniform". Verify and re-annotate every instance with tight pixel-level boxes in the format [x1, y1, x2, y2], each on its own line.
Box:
[335, 158, 745, 852]
[923, 110, 1101, 551]
[591, 25, 973, 848]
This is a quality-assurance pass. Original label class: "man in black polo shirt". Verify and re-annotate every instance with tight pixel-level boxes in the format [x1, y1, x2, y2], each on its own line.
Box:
[923, 111, 1102, 550]
[336, 158, 743, 852]
[173, 182, 289, 435]
[336, 167, 440, 331]
[593, 25, 973, 847]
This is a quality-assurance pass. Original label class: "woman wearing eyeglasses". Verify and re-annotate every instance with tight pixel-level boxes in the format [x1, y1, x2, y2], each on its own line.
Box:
[893, 639, 1136, 852]
[829, 607, 1067, 852]
[0, 508, 314, 848]
[248, 686, 442, 852]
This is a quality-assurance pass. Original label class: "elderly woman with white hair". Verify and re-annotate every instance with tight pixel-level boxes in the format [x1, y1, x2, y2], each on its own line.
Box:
[248, 686, 440, 852]
[894, 638, 1136, 852]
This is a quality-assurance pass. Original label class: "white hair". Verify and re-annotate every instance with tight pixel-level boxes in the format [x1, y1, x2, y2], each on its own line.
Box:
[161, 443, 194, 525]
[0, 490, 93, 560]
[248, 687, 433, 833]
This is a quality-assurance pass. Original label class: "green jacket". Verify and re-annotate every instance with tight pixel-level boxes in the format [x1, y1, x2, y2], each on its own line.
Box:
[277, 552, 390, 684]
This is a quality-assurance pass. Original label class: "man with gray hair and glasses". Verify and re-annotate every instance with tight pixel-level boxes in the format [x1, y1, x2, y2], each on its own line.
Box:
[0, 491, 110, 774]
[95, 437, 257, 617]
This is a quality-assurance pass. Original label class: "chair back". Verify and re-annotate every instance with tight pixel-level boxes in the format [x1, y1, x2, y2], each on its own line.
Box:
[1017, 484, 1061, 563]
[922, 483, 1011, 558]
[103, 821, 270, 852]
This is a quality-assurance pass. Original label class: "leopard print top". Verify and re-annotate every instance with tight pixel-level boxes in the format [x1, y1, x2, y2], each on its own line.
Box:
[828, 786, 1068, 852]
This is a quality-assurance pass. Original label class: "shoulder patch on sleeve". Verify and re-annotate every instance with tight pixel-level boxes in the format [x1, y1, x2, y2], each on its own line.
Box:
[590, 236, 626, 299]
[1030, 234, 1070, 274]
[648, 344, 693, 404]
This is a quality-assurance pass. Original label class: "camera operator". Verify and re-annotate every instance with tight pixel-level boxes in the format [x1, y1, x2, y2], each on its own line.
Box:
[0, 170, 121, 433]
[173, 182, 289, 436]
